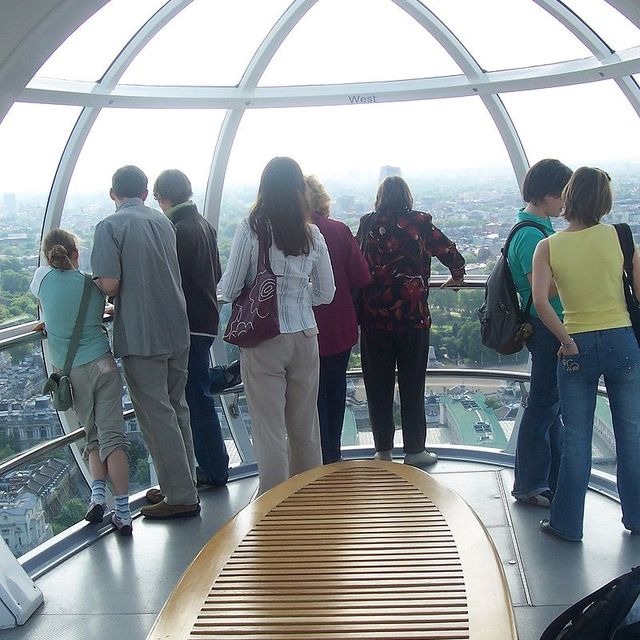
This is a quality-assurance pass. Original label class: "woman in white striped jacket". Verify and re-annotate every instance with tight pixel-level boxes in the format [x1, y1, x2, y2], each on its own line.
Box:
[219, 157, 335, 496]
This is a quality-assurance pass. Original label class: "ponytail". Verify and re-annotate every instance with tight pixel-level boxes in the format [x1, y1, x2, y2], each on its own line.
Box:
[42, 229, 78, 271]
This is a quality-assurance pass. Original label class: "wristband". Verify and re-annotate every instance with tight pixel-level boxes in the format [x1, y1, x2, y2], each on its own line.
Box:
[561, 338, 575, 347]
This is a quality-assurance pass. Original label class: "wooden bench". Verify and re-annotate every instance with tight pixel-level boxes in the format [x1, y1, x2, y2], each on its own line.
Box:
[147, 460, 518, 639]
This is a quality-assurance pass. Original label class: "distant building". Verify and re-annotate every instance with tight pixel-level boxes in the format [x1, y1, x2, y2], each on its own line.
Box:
[0, 489, 51, 555]
[0, 457, 73, 555]
[379, 166, 402, 181]
[2, 193, 16, 217]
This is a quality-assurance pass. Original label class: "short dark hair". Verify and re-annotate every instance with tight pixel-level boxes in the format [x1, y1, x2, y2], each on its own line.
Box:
[521, 159, 573, 205]
[562, 166, 612, 225]
[153, 169, 193, 206]
[375, 176, 413, 214]
[112, 165, 147, 199]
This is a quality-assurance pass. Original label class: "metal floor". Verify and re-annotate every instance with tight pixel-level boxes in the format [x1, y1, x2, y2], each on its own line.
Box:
[6, 459, 640, 640]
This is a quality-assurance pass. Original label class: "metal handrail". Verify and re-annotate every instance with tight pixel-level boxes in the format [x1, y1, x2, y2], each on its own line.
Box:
[0, 276, 488, 353]
[0, 427, 85, 476]
[1, 364, 611, 477]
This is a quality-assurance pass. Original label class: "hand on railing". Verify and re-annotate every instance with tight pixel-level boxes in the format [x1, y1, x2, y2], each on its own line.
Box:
[34, 321, 47, 337]
[440, 276, 464, 291]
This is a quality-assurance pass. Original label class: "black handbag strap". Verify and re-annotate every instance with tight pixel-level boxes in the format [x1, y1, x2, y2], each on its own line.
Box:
[61, 273, 93, 376]
[614, 223, 635, 279]
[503, 220, 549, 317]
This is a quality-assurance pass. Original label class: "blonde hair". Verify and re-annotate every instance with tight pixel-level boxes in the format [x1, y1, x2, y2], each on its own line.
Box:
[305, 175, 331, 218]
[42, 229, 78, 271]
[562, 167, 612, 226]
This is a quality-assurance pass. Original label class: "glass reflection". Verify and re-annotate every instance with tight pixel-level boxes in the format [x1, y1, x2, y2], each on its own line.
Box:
[0, 444, 90, 557]
[0, 342, 61, 464]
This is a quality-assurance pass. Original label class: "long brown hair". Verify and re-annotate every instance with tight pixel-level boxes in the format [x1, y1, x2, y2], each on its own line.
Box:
[375, 176, 414, 214]
[249, 157, 311, 256]
[42, 229, 78, 270]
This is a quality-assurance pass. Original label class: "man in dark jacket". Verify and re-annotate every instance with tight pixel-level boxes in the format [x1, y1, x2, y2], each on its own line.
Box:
[153, 169, 229, 487]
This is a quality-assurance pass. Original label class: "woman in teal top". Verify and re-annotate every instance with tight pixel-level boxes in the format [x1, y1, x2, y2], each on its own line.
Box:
[31, 229, 131, 535]
[508, 159, 572, 509]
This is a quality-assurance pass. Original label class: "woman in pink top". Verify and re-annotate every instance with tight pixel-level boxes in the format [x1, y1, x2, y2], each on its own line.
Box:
[306, 175, 371, 463]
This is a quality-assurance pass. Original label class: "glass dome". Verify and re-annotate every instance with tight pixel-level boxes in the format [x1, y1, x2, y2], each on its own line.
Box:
[0, 0, 637, 336]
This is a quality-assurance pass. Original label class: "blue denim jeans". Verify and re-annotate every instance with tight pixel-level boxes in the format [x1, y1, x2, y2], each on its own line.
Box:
[318, 349, 351, 464]
[512, 318, 563, 500]
[550, 327, 640, 540]
[185, 335, 229, 486]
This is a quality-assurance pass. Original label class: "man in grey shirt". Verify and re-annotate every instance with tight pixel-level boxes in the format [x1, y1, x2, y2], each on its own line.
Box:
[91, 165, 199, 519]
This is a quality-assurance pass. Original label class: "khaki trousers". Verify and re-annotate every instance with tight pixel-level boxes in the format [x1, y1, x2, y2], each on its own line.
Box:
[241, 331, 322, 496]
[122, 347, 197, 505]
[69, 352, 129, 463]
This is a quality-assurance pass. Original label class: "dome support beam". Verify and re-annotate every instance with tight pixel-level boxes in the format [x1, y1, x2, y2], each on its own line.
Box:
[21, 49, 640, 108]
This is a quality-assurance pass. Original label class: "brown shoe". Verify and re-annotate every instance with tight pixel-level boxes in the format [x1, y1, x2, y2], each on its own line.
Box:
[145, 488, 164, 504]
[140, 500, 201, 519]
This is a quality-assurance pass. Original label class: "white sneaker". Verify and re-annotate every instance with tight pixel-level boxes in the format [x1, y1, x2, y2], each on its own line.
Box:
[373, 450, 393, 461]
[404, 450, 438, 467]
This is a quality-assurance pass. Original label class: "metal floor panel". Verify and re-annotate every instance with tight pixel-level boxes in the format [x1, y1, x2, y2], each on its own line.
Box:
[4, 461, 639, 640]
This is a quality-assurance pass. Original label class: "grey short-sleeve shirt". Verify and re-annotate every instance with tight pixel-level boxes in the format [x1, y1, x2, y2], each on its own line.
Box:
[91, 198, 190, 358]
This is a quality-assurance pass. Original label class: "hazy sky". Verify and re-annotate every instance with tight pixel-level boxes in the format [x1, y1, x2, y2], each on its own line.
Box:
[1, 0, 640, 195]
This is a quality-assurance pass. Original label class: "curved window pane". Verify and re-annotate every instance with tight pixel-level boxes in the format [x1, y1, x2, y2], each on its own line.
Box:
[502, 80, 640, 170]
[426, 0, 591, 70]
[562, 0, 640, 52]
[259, 0, 462, 86]
[32, 0, 167, 83]
[221, 99, 517, 278]
[0, 104, 81, 327]
[120, 0, 292, 86]
[61, 108, 225, 254]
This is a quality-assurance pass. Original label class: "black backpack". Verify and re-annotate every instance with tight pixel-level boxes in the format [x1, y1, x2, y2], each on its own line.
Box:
[477, 221, 548, 355]
[540, 566, 640, 639]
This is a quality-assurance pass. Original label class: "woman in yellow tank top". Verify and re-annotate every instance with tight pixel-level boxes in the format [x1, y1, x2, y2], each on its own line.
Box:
[532, 167, 640, 542]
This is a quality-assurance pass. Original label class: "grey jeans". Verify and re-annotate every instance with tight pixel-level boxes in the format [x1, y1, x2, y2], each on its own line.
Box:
[122, 347, 197, 505]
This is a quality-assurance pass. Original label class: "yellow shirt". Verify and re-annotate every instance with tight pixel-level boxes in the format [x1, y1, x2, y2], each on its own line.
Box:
[548, 224, 630, 334]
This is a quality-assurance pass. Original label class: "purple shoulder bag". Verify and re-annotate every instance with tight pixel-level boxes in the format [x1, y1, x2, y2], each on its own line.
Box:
[223, 218, 280, 348]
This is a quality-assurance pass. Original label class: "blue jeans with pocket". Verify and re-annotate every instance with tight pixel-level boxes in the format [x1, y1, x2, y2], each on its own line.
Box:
[550, 327, 640, 540]
[512, 318, 563, 500]
[185, 335, 229, 486]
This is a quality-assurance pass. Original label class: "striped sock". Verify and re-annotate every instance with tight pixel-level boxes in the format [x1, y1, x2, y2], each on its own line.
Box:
[114, 495, 131, 524]
[90, 479, 107, 505]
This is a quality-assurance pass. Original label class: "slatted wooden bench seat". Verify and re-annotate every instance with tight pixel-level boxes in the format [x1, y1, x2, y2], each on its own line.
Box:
[147, 460, 518, 640]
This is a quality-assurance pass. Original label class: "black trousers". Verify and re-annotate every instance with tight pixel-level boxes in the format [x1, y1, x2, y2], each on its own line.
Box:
[361, 328, 429, 455]
[317, 348, 352, 464]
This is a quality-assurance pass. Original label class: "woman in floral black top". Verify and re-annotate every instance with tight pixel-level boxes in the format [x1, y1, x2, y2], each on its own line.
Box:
[357, 176, 465, 467]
